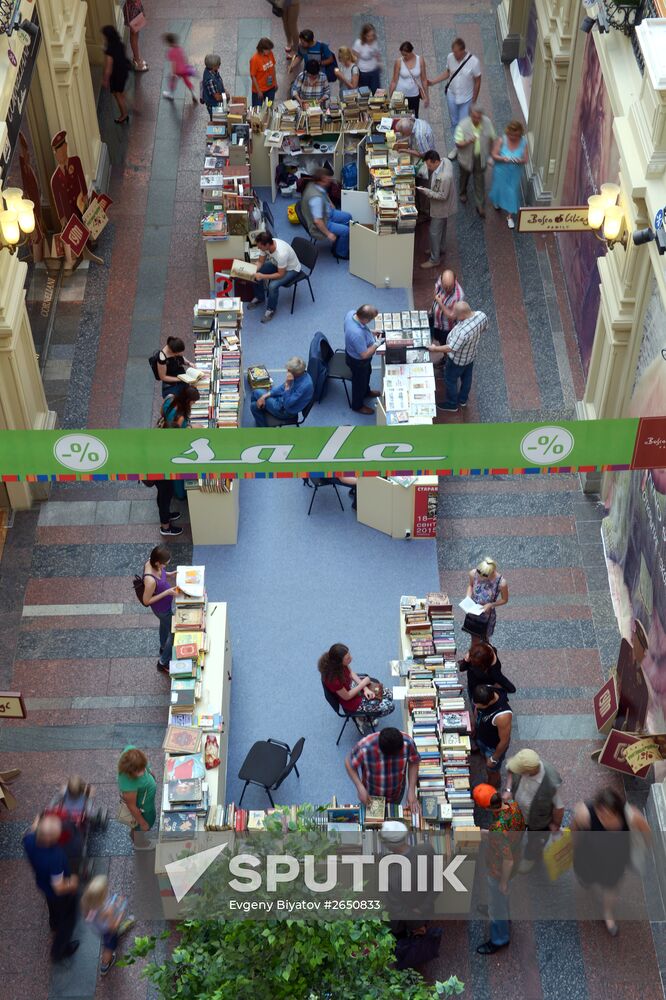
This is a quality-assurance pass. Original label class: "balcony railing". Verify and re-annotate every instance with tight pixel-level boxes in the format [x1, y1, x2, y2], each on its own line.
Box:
[630, 0, 661, 72]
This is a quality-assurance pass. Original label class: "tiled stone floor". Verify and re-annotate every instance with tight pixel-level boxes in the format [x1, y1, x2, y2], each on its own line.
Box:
[1, 2, 663, 999]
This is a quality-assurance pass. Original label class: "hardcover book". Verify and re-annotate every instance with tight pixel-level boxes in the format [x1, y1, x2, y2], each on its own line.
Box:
[162, 725, 203, 754]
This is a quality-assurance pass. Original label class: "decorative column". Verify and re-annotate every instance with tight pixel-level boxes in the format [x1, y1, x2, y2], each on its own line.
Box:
[523, 0, 583, 204]
[0, 251, 56, 509]
[29, 0, 107, 193]
[85, 0, 124, 68]
[496, 0, 533, 63]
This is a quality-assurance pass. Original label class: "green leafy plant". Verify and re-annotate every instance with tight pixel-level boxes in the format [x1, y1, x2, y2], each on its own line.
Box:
[125, 919, 463, 1000]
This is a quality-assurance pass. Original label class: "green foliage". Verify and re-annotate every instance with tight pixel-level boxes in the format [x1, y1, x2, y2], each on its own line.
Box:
[126, 918, 462, 1000]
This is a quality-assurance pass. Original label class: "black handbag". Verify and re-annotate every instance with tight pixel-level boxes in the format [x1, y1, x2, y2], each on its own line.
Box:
[462, 612, 488, 638]
[394, 926, 443, 969]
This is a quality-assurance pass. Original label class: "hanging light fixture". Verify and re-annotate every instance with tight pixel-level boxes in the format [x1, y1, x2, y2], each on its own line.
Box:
[587, 184, 627, 249]
[0, 184, 36, 254]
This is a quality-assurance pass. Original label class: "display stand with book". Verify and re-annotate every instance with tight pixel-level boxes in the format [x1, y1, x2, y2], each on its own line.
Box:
[155, 568, 233, 900]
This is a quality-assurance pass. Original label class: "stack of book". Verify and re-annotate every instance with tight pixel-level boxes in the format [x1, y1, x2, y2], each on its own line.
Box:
[247, 364, 272, 391]
[427, 593, 456, 657]
[403, 604, 435, 658]
[161, 752, 208, 836]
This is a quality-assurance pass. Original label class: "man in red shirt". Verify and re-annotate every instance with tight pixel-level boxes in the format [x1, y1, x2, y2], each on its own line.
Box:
[345, 728, 420, 807]
[473, 783, 525, 955]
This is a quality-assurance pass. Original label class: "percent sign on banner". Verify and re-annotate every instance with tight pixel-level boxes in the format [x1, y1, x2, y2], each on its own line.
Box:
[519, 427, 575, 464]
[53, 434, 108, 472]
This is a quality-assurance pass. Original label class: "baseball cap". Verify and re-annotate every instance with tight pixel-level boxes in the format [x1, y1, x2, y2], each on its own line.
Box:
[507, 749, 541, 774]
[380, 820, 409, 843]
[472, 783, 498, 808]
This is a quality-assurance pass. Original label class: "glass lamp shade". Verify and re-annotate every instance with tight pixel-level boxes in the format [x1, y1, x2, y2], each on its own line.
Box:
[17, 200, 35, 234]
[600, 183, 620, 209]
[2, 187, 24, 212]
[0, 210, 21, 245]
[587, 195, 605, 230]
[603, 205, 624, 242]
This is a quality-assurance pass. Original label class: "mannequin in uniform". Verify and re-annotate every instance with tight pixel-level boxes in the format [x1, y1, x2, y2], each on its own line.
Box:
[49, 130, 102, 268]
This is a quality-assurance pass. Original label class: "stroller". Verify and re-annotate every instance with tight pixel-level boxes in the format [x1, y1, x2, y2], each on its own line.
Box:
[43, 778, 109, 879]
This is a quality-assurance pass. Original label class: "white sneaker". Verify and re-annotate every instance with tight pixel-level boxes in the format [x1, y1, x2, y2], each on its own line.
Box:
[261, 310, 275, 324]
[507, 217, 515, 229]
[162, 91, 174, 100]
[246, 298, 263, 310]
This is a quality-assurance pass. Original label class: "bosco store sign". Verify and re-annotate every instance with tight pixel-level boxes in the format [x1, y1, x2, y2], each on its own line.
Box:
[0, 418, 664, 479]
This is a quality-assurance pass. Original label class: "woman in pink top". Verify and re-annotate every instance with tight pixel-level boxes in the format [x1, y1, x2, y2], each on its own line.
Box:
[162, 32, 197, 103]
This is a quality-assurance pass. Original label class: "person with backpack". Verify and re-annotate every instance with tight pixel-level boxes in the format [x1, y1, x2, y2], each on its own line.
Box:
[160, 386, 200, 429]
[427, 38, 482, 159]
[289, 29, 336, 79]
[151, 337, 195, 398]
[137, 545, 179, 672]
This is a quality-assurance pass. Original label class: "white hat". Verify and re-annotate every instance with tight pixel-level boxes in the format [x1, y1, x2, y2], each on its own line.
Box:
[380, 820, 408, 843]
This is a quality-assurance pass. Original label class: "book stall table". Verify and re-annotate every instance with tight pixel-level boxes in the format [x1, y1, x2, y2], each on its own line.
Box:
[155, 580, 233, 912]
[356, 475, 439, 539]
[186, 479, 239, 545]
[349, 223, 414, 288]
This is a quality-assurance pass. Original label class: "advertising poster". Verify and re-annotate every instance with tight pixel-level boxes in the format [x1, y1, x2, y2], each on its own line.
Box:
[602, 277, 666, 735]
[413, 483, 438, 537]
[558, 35, 619, 374]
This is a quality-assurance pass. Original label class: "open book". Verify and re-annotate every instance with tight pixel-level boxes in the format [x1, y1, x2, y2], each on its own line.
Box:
[230, 258, 257, 280]
[177, 368, 205, 384]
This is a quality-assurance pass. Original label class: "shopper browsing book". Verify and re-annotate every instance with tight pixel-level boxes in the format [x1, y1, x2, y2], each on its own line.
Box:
[153, 336, 197, 399]
[139, 545, 180, 671]
[318, 643, 395, 732]
[250, 356, 314, 426]
[472, 685, 513, 788]
[117, 746, 157, 850]
[247, 231, 301, 324]
[345, 728, 420, 807]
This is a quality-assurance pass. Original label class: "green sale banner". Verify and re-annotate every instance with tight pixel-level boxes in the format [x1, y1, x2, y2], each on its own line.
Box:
[0, 417, 664, 478]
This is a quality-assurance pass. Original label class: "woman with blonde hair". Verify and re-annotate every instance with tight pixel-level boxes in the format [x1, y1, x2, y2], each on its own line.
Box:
[353, 23, 382, 93]
[334, 47, 360, 97]
[81, 874, 135, 975]
[466, 558, 509, 638]
[489, 120, 528, 229]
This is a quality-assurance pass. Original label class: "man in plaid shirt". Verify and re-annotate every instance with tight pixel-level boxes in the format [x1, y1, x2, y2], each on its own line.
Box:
[291, 59, 330, 108]
[429, 300, 487, 411]
[345, 728, 420, 807]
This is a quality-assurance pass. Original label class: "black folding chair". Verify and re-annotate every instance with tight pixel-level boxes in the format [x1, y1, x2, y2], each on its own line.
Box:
[294, 200, 339, 263]
[262, 200, 276, 235]
[322, 681, 377, 745]
[282, 238, 318, 314]
[264, 395, 315, 427]
[237, 737, 305, 807]
[326, 349, 353, 407]
[303, 477, 345, 515]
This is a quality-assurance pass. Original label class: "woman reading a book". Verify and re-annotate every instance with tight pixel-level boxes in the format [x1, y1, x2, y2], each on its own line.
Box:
[318, 643, 394, 734]
[117, 746, 157, 850]
[156, 336, 196, 398]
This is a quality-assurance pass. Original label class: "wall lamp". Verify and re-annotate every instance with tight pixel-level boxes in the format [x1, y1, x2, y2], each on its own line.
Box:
[587, 183, 627, 249]
[0, 185, 36, 255]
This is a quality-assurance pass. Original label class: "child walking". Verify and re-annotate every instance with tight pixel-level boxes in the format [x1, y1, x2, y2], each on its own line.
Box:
[81, 875, 135, 976]
[162, 33, 197, 103]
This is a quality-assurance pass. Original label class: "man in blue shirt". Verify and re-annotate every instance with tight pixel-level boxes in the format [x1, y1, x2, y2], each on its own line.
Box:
[344, 305, 382, 413]
[23, 815, 80, 961]
[300, 169, 353, 259]
[251, 356, 314, 426]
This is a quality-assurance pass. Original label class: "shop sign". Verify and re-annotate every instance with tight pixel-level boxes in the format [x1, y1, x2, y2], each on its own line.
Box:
[0, 9, 41, 179]
[0, 692, 26, 719]
[517, 207, 590, 233]
[0, 417, 661, 478]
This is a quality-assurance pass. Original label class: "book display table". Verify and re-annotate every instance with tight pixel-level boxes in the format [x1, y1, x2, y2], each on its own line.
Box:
[155, 599, 233, 898]
[349, 222, 414, 288]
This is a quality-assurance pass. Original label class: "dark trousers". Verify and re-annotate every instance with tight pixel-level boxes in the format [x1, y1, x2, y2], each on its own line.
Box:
[252, 87, 276, 107]
[46, 893, 77, 961]
[155, 481, 174, 524]
[155, 609, 174, 666]
[459, 154, 486, 210]
[406, 94, 420, 117]
[444, 357, 474, 406]
[523, 828, 550, 862]
[358, 68, 381, 93]
[346, 352, 372, 410]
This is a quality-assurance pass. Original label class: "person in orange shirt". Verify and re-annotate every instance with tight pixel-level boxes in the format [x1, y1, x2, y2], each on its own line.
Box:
[250, 38, 277, 107]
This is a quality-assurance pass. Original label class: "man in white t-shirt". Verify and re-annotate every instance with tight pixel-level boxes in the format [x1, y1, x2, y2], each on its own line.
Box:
[248, 231, 302, 323]
[428, 37, 482, 157]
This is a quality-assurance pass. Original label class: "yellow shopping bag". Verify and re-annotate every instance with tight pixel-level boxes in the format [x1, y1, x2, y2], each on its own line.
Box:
[543, 828, 573, 881]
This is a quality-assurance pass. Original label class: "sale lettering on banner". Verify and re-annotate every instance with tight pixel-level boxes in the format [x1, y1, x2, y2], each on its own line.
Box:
[413, 482, 438, 537]
[0, 417, 662, 479]
[60, 214, 90, 256]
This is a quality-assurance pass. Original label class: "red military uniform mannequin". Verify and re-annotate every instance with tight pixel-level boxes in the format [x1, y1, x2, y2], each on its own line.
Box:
[49, 130, 88, 227]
